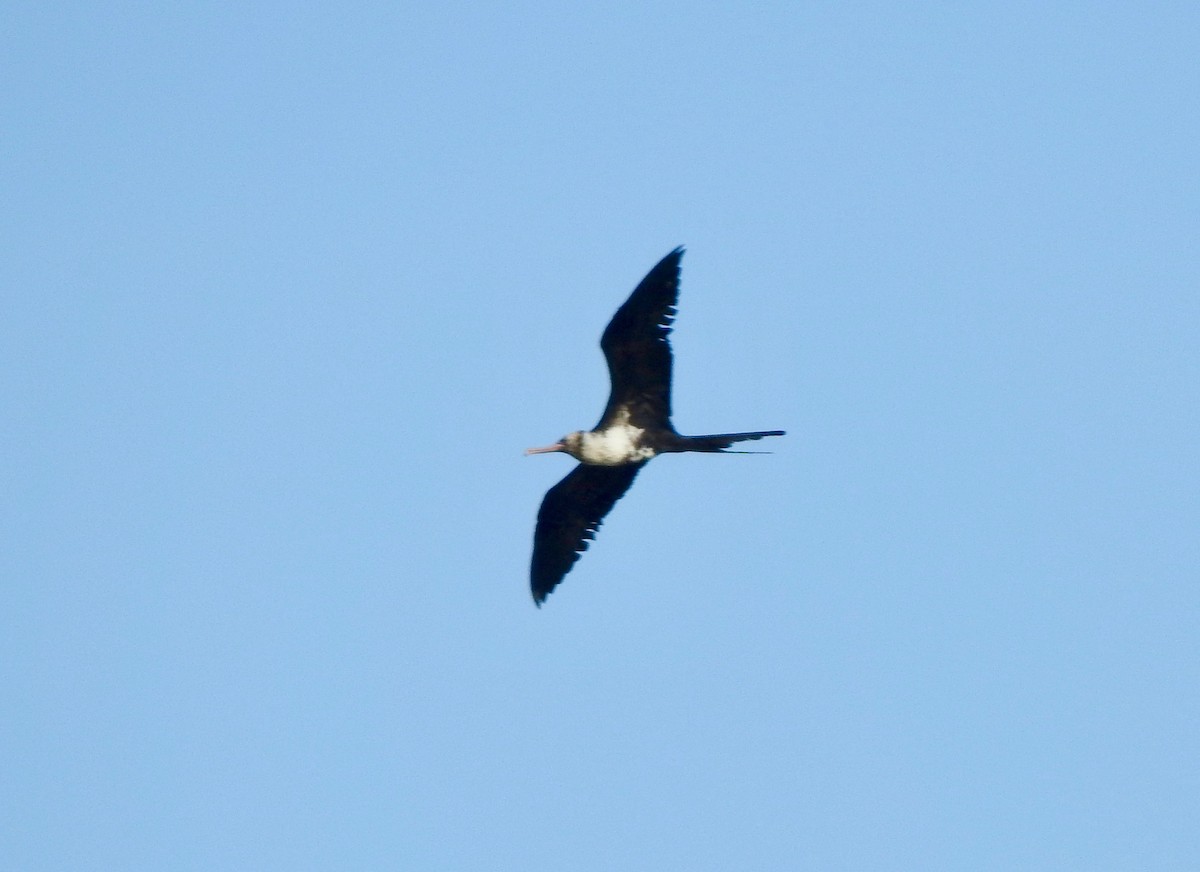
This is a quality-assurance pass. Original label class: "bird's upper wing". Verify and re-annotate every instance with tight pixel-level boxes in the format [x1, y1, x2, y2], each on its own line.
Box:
[530, 461, 645, 605]
[597, 247, 683, 430]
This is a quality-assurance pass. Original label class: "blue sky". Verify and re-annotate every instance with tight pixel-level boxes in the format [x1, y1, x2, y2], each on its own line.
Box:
[3, 3, 1197, 869]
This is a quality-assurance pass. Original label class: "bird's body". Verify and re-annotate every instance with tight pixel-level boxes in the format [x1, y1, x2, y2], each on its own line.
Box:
[526, 248, 784, 605]
[556, 412, 657, 466]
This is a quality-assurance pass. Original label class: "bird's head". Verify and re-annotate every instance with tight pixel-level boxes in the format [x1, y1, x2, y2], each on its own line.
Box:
[525, 431, 585, 460]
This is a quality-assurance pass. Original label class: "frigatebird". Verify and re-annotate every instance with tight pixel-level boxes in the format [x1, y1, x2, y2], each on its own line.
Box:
[525, 247, 784, 605]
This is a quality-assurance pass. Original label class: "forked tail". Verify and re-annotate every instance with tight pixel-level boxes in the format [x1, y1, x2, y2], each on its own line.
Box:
[678, 430, 786, 453]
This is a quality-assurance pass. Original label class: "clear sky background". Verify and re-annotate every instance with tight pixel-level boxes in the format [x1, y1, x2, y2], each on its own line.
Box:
[3, 3, 1197, 869]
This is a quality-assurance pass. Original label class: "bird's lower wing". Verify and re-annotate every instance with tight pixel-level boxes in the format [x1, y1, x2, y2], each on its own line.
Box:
[530, 462, 645, 605]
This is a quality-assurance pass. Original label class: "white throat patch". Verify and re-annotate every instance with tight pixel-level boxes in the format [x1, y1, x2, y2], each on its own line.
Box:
[579, 418, 656, 465]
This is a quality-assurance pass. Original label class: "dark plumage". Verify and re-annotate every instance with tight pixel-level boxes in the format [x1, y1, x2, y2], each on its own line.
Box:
[526, 248, 784, 605]
[529, 463, 645, 600]
[597, 247, 681, 430]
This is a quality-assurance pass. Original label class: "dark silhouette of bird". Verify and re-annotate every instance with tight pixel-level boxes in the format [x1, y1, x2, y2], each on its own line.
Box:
[526, 247, 784, 605]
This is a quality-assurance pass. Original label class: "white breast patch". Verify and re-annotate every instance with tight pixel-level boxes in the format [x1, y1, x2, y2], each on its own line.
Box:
[579, 422, 656, 465]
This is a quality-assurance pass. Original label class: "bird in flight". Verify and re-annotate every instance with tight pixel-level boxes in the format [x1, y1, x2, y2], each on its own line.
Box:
[525, 247, 784, 605]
